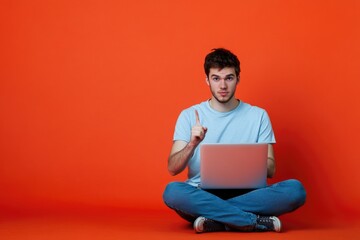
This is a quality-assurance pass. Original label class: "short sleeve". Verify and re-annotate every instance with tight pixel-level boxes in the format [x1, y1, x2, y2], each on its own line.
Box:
[173, 110, 192, 142]
[258, 110, 276, 143]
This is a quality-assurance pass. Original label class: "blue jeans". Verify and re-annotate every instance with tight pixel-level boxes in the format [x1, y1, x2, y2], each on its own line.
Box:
[163, 179, 306, 230]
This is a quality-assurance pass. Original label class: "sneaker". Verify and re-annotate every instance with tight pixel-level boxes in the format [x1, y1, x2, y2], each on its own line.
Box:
[193, 216, 226, 233]
[256, 216, 282, 232]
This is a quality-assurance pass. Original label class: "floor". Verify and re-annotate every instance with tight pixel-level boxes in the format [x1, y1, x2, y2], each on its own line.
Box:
[1, 208, 359, 240]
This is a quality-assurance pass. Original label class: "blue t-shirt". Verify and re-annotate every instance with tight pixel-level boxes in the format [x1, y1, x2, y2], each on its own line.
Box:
[173, 100, 276, 186]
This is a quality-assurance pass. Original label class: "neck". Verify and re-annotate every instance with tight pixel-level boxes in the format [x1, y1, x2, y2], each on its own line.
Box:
[209, 97, 239, 112]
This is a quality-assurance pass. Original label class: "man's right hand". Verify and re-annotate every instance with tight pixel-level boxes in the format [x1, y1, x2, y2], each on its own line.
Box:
[167, 110, 208, 176]
[190, 110, 207, 146]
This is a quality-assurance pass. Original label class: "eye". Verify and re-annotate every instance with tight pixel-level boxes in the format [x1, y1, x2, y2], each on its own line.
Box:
[225, 76, 234, 81]
[212, 77, 219, 82]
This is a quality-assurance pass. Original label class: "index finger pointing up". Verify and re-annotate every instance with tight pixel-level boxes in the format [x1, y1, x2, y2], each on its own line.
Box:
[195, 109, 201, 125]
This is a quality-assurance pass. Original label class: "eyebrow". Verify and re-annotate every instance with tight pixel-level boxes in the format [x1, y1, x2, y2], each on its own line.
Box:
[210, 73, 235, 78]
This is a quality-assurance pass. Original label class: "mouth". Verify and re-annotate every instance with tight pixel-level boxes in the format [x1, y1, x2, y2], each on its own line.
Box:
[218, 92, 228, 97]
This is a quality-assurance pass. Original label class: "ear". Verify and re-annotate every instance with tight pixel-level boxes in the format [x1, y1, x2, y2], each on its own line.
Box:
[205, 77, 210, 86]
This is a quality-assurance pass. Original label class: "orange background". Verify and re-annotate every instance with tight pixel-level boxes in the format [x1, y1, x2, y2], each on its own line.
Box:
[1, 0, 360, 225]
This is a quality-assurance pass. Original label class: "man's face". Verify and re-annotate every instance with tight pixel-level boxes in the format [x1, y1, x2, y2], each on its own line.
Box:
[206, 67, 239, 104]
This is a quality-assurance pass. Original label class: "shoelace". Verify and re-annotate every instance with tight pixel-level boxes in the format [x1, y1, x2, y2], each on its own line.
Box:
[256, 216, 275, 231]
[258, 217, 272, 224]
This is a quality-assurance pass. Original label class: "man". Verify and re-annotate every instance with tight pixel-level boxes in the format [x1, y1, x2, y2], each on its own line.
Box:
[163, 48, 306, 233]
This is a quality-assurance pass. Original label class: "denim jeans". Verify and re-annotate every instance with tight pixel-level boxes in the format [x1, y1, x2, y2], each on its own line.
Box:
[163, 179, 306, 230]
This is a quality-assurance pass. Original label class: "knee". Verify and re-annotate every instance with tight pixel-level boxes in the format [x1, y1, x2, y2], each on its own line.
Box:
[162, 182, 185, 207]
[284, 179, 307, 208]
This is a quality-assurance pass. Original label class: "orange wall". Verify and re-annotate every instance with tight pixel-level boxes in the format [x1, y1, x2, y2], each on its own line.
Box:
[1, 0, 360, 223]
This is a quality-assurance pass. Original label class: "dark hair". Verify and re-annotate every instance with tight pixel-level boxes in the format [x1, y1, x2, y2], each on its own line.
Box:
[204, 48, 240, 77]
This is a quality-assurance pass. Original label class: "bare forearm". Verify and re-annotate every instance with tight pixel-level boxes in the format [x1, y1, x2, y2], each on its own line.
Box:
[168, 110, 207, 176]
[168, 143, 197, 176]
[267, 157, 276, 178]
[266, 144, 276, 178]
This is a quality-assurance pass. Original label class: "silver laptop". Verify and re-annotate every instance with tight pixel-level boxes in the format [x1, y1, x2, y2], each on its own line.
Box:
[200, 143, 268, 189]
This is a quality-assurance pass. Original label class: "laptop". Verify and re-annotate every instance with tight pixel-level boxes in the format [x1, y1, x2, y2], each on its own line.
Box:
[200, 143, 268, 189]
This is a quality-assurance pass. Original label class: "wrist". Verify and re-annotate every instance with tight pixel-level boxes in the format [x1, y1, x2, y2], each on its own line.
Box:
[187, 141, 198, 149]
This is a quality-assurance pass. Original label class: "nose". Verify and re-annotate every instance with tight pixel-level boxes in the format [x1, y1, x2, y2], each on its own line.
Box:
[220, 79, 227, 89]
